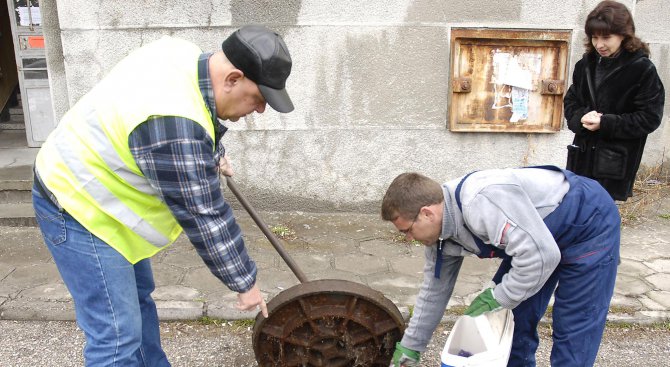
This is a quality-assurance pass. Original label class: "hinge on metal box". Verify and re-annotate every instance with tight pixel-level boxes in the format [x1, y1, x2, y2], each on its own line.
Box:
[452, 77, 472, 93]
[540, 79, 564, 95]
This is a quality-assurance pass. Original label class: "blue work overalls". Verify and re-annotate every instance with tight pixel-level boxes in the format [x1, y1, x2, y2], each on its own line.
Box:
[455, 166, 620, 367]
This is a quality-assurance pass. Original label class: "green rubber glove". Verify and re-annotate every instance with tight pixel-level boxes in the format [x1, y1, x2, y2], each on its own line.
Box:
[464, 288, 501, 317]
[390, 342, 420, 367]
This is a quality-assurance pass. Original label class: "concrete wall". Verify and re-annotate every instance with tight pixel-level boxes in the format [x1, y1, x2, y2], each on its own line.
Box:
[41, 0, 670, 212]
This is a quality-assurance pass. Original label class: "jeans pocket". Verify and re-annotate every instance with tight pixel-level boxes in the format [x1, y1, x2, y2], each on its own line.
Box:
[35, 208, 67, 246]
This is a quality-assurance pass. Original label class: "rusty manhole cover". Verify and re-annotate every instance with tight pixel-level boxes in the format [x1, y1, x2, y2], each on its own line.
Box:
[253, 279, 405, 366]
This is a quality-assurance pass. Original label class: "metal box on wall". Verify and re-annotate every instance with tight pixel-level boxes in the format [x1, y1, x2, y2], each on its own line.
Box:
[449, 28, 571, 133]
[6, 0, 55, 147]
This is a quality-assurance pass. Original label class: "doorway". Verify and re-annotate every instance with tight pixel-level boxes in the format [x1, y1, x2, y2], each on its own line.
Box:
[0, 0, 21, 130]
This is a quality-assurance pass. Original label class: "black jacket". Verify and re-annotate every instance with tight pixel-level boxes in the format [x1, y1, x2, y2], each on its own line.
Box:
[564, 49, 665, 200]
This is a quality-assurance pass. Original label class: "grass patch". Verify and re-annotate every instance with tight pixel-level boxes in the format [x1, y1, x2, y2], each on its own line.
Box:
[195, 317, 255, 330]
[390, 233, 422, 246]
[605, 320, 670, 330]
[608, 305, 637, 315]
[539, 304, 636, 319]
[231, 319, 255, 328]
[618, 163, 670, 226]
[270, 225, 297, 240]
[197, 316, 223, 326]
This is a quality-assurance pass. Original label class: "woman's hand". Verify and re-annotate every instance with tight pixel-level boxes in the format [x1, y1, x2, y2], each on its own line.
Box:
[581, 110, 602, 131]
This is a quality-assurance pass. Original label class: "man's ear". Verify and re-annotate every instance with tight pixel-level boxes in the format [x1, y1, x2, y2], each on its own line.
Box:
[419, 206, 431, 219]
[222, 69, 244, 92]
[421, 205, 439, 222]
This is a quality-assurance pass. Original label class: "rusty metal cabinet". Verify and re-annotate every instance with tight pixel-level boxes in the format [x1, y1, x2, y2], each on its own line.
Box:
[449, 28, 571, 133]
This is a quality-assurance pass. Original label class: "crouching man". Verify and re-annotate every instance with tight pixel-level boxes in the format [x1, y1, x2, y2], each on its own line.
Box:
[383, 166, 620, 366]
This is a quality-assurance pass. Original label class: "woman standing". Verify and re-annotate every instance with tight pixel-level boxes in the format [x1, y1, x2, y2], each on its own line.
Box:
[564, 0, 665, 201]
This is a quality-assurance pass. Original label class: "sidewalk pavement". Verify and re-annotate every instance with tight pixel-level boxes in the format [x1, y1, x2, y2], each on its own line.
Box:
[1, 197, 670, 324]
[0, 130, 669, 324]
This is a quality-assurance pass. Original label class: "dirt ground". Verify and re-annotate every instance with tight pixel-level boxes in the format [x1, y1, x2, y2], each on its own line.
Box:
[1, 319, 668, 366]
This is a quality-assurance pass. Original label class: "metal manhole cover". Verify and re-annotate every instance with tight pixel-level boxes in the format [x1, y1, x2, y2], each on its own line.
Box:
[253, 279, 405, 366]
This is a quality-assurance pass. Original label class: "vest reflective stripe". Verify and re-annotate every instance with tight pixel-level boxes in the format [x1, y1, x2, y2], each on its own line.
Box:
[77, 103, 155, 196]
[50, 114, 171, 247]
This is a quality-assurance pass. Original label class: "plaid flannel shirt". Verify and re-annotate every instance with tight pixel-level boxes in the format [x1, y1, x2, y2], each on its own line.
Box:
[128, 52, 256, 293]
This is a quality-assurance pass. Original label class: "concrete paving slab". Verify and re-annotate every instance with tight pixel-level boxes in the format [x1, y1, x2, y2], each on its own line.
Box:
[639, 295, 668, 311]
[206, 291, 261, 320]
[20, 283, 71, 301]
[285, 252, 333, 275]
[160, 243, 205, 269]
[389, 255, 426, 277]
[617, 259, 656, 277]
[614, 274, 654, 296]
[646, 259, 670, 273]
[460, 256, 502, 276]
[646, 273, 670, 291]
[0, 264, 61, 294]
[308, 269, 364, 284]
[152, 263, 186, 288]
[1, 300, 75, 321]
[0, 263, 14, 281]
[153, 285, 200, 302]
[255, 269, 301, 297]
[334, 253, 388, 275]
[610, 293, 643, 309]
[0, 227, 51, 265]
[359, 238, 417, 257]
[0, 203, 37, 226]
[182, 267, 232, 297]
[647, 291, 670, 309]
[156, 301, 203, 320]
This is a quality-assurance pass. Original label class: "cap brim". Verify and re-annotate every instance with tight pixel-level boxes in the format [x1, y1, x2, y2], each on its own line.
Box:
[258, 84, 294, 113]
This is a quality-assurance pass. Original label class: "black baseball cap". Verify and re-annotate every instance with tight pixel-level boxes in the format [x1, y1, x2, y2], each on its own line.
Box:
[221, 25, 294, 113]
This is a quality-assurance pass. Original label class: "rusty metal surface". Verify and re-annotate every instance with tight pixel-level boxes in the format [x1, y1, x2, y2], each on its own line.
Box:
[540, 79, 565, 95]
[452, 77, 472, 93]
[449, 28, 571, 133]
[253, 279, 405, 367]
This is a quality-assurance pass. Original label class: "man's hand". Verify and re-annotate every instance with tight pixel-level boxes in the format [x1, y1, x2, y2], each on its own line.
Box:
[389, 342, 420, 367]
[235, 284, 268, 318]
[464, 288, 501, 317]
[218, 153, 234, 177]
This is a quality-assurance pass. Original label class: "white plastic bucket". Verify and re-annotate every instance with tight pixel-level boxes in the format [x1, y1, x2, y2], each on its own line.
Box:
[440, 309, 514, 367]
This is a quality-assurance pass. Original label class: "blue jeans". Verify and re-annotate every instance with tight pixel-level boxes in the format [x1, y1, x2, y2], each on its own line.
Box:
[32, 184, 170, 366]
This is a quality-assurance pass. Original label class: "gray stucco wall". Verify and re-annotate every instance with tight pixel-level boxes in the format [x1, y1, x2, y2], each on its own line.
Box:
[42, 0, 670, 212]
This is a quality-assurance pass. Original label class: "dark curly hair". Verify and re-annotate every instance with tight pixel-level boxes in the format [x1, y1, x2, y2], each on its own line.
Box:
[584, 0, 650, 56]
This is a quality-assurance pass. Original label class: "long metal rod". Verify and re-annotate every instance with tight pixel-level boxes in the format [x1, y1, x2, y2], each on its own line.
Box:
[225, 177, 309, 284]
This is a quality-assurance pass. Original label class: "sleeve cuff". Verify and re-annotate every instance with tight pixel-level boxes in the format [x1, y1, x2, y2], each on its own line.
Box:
[493, 284, 519, 309]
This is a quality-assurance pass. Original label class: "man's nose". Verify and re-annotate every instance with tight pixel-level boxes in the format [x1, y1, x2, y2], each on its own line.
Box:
[256, 102, 266, 113]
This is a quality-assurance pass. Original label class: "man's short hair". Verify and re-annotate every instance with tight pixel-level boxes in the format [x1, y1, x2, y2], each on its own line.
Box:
[381, 172, 444, 221]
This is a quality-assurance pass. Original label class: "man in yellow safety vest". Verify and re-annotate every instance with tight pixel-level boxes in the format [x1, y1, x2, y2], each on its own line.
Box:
[32, 25, 293, 366]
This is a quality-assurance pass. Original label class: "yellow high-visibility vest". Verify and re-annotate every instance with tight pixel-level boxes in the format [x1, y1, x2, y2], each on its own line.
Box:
[35, 37, 215, 263]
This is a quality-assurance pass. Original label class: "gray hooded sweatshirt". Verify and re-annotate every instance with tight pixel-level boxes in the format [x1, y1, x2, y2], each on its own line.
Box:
[401, 167, 569, 352]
